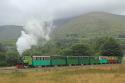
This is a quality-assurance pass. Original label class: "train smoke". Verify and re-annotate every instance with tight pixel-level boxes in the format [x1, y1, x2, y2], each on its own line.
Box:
[16, 18, 53, 56]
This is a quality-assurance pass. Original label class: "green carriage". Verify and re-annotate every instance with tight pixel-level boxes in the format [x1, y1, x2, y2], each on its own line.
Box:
[32, 56, 51, 67]
[78, 56, 90, 65]
[23, 56, 51, 67]
[89, 56, 99, 64]
[66, 56, 79, 65]
[51, 56, 67, 66]
[99, 56, 108, 64]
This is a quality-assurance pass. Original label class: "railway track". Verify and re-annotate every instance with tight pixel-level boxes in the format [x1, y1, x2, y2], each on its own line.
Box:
[0, 64, 121, 72]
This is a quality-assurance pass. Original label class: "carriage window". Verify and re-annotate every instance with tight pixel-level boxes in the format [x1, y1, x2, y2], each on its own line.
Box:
[33, 57, 36, 60]
[41, 57, 43, 60]
[84, 57, 89, 59]
[70, 57, 75, 59]
[52, 57, 57, 59]
[36, 57, 40, 60]
[58, 57, 63, 59]
[44, 57, 50, 60]
[61, 57, 65, 59]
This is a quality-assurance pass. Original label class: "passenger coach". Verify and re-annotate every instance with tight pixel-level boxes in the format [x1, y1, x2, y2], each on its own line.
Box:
[22, 55, 120, 67]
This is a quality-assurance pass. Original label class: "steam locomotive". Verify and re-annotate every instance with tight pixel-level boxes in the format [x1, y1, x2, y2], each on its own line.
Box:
[16, 55, 121, 68]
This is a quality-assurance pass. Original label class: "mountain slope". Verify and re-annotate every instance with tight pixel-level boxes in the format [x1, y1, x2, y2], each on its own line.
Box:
[0, 25, 23, 41]
[53, 12, 125, 39]
[0, 19, 71, 41]
[1, 12, 125, 41]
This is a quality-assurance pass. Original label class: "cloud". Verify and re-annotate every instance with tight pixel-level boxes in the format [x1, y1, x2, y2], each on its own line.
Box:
[0, 0, 125, 25]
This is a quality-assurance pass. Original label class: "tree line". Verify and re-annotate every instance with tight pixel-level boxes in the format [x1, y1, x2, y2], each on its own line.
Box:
[58, 37, 123, 57]
[0, 37, 123, 66]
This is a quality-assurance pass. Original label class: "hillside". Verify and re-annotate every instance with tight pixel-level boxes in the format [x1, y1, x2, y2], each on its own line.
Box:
[53, 12, 125, 39]
[0, 25, 23, 41]
[1, 12, 125, 42]
[0, 19, 71, 41]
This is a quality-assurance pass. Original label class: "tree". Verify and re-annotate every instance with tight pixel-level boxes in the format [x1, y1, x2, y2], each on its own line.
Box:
[0, 43, 7, 66]
[58, 48, 73, 56]
[0, 52, 7, 66]
[0, 43, 6, 53]
[91, 37, 106, 54]
[99, 37, 123, 57]
[59, 43, 92, 56]
[71, 44, 91, 56]
[6, 51, 19, 66]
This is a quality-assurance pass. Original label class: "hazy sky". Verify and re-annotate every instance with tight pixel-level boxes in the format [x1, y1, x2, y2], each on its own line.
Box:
[0, 0, 125, 25]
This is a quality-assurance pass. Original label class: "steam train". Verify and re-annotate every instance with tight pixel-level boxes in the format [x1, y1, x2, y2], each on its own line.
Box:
[16, 55, 121, 68]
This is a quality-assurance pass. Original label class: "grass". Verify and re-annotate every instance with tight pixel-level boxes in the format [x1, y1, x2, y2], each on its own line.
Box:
[0, 64, 125, 83]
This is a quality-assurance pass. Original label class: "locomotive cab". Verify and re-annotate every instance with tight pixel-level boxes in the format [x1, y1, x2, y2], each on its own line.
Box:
[16, 57, 24, 69]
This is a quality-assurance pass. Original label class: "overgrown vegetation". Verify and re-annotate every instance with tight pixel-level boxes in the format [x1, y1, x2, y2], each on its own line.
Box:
[58, 43, 92, 56]
[0, 42, 19, 66]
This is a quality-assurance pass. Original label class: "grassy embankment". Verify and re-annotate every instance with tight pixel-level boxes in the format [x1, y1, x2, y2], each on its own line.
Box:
[0, 64, 125, 83]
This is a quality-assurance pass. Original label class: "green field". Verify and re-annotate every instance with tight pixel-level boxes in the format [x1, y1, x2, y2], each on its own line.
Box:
[0, 64, 125, 83]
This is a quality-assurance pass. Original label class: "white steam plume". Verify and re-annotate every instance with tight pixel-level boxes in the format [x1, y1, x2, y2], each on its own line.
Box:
[16, 18, 54, 56]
